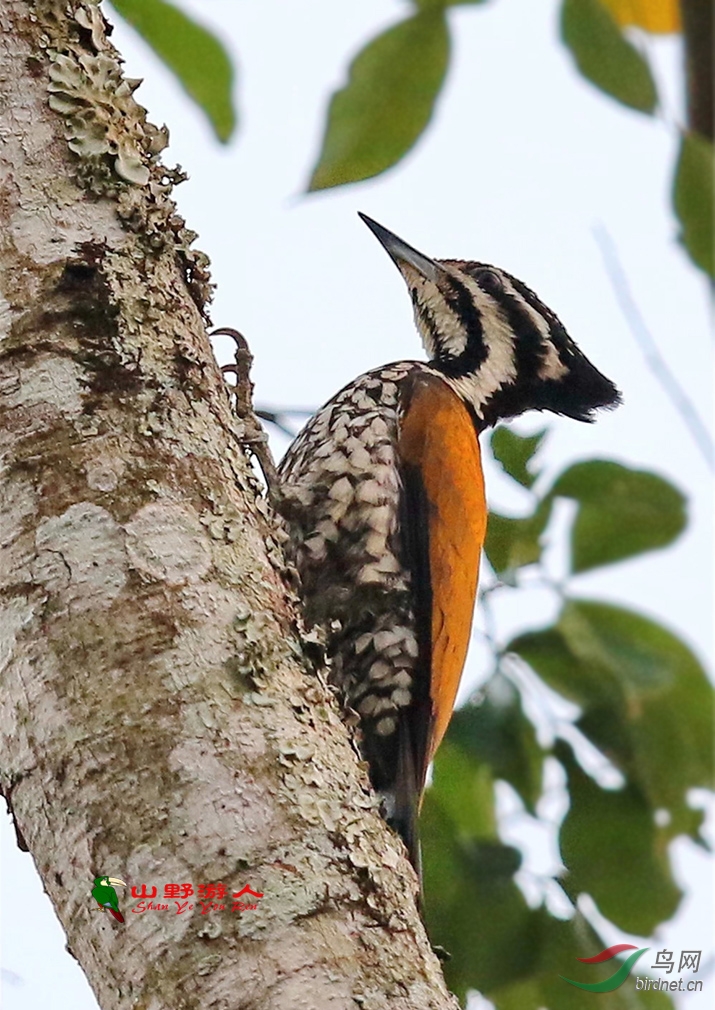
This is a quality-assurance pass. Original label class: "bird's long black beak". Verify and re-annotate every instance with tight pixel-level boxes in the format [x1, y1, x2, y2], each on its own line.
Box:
[358, 213, 443, 283]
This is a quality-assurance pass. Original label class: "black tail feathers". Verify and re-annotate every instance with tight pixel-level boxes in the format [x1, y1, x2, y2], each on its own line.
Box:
[383, 720, 424, 893]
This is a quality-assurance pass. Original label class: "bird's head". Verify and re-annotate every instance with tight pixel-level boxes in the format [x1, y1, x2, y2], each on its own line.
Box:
[359, 214, 621, 428]
[94, 876, 126, 887]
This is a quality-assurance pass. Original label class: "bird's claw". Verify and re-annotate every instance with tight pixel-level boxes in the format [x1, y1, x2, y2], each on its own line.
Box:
[211, 327, 280, 501]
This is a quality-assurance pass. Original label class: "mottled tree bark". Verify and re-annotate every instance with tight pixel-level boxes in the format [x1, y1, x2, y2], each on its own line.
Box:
[0, 2, 456, 1008]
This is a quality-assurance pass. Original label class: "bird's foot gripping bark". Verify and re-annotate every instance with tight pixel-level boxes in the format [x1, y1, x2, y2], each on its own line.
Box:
[213, 328, 281, 502]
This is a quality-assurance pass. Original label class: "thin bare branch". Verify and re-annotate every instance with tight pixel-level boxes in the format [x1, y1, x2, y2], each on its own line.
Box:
[255, 405, 316, 440]
[594, 224, 714, 471]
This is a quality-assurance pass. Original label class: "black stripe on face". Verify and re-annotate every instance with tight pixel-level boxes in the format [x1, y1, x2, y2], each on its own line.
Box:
[479, 274, 621, 423]
[433, 274, 488, 376]
[506, 274, 572, 362]
[498, 291, 549, 379]
[414, 298, 441, 359]
[505, 273, 621, 418]
[458, 266, 552, 419]
[460, 265, 555, 379]
[462, 275, 552, 425]
[476, 282, 564, 424]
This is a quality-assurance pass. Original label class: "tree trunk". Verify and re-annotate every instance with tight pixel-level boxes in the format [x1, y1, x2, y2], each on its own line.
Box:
[0, 2, 456, 1007]
[681, 0, 713, 141]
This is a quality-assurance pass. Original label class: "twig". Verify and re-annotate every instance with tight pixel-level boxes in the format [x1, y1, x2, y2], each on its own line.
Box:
[255, 407, 315, 440]
[476, 580, 503, 653]
[593, 225, 714, 471]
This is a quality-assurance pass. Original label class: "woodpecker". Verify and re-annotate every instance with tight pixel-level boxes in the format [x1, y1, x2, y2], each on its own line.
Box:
[278, 215, 620, 875]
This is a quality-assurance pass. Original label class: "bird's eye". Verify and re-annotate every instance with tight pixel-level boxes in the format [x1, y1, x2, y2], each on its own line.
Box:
[475, 268, 504, 294]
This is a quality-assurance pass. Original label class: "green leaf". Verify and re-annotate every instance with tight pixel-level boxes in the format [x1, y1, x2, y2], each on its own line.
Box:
[673, 130, 715, 278]
[560, 0, 658, 114]
[491, 426, 547, 489]
[551, 460, 686, 573]
[446, 675, 544, 812]
[485, 497, 553, 576]
[667, 803, 709, 850]
[423, 782, 675, 1010]
[424, 718, 678, 1006]
[109, 0, 236, 142]
[308, 10, 449, 191]
[424, 729, 531, 1000]
[422, 789, 535, 1001]
[510, 600, 714, 829]
[429, 739, 498, 839]
[557, 741, 682, 935]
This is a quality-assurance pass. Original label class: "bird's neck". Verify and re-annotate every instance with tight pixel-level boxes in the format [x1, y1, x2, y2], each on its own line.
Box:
[431, 364, 517, 432]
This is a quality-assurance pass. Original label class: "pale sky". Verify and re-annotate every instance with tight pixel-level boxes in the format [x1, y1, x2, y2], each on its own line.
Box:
[1, 1, 712, 1007]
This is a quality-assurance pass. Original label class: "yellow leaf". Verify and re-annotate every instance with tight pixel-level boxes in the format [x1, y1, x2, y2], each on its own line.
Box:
[601, 0, 681, 33]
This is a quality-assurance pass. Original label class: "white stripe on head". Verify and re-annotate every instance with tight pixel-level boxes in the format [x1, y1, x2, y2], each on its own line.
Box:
[402, 263, 469, 358]
[451, 273, 518, 411]
[500, 277, 569, 381]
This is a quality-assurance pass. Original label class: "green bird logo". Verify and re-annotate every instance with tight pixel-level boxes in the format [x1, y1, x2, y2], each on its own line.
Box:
[92, 876, 126, 924]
